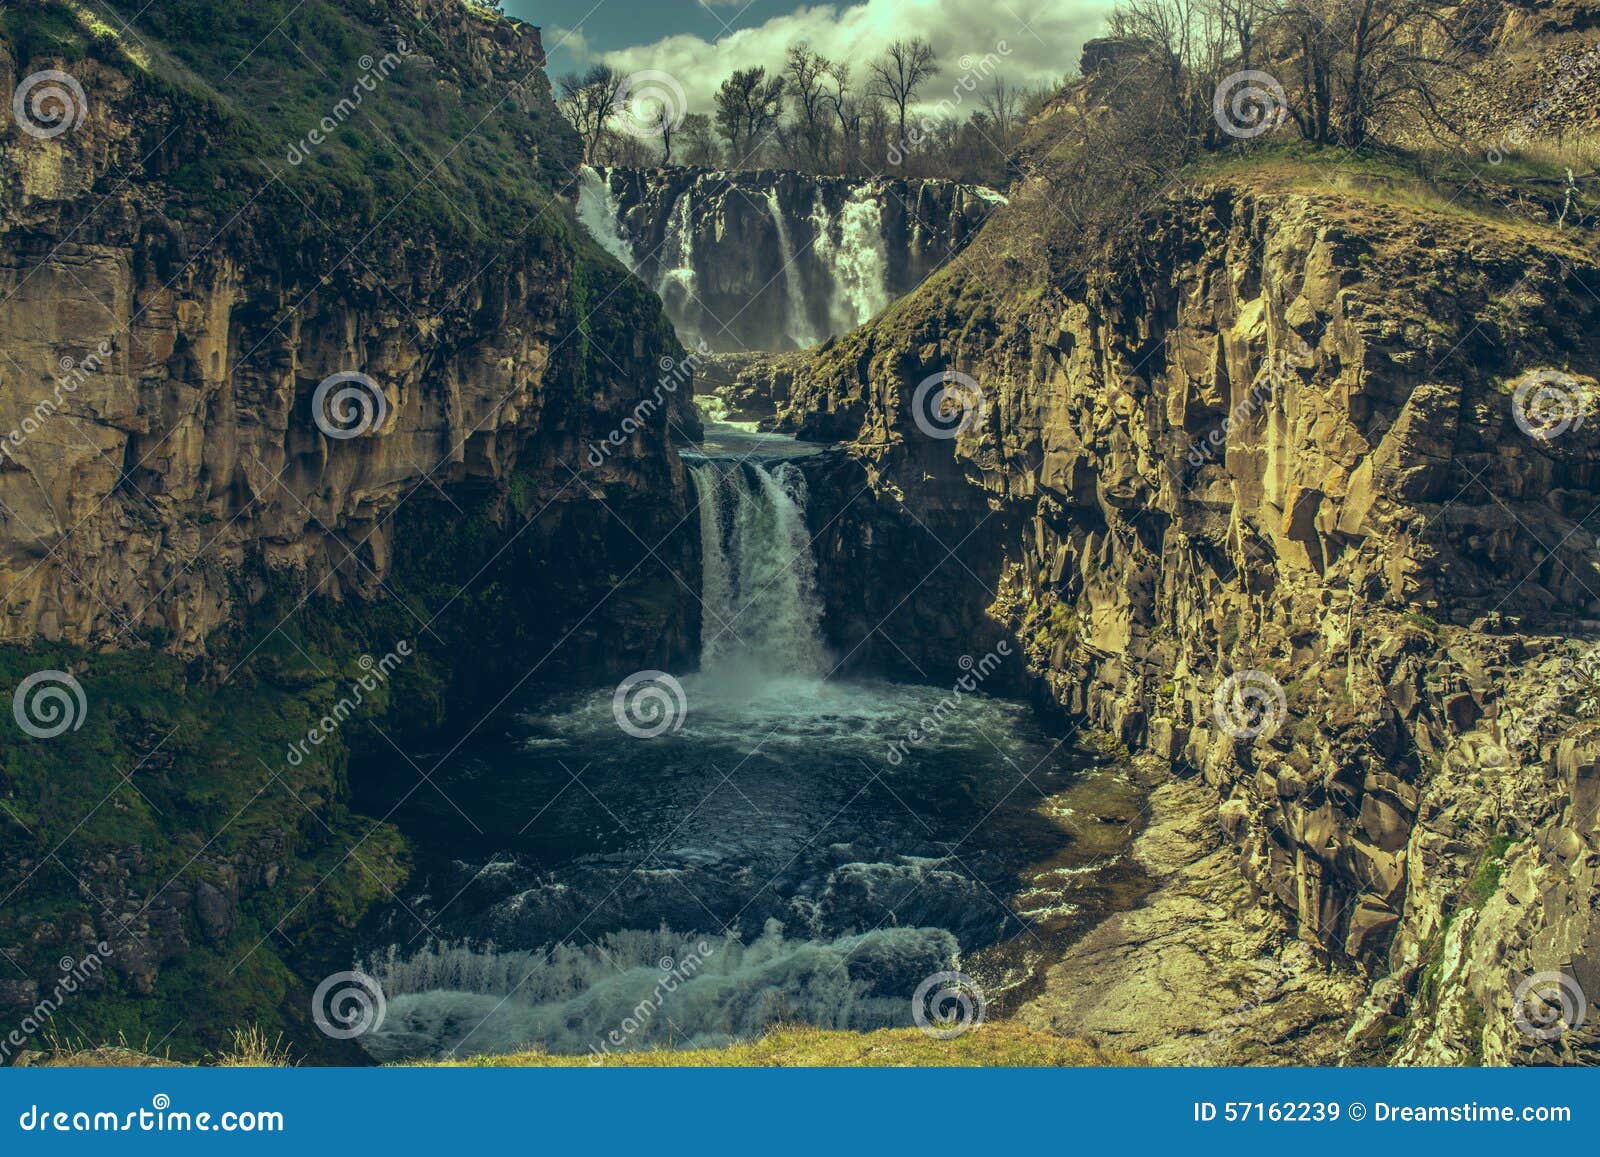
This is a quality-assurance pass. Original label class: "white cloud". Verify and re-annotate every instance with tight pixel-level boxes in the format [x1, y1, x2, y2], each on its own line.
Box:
[576, 0, 1112, 124]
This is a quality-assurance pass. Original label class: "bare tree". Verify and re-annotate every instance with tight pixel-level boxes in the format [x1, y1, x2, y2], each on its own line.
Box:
[823, 61, 864, 173]
[714, 66, 787, 162]
[868, 37, 940, 155]
[786, 44, 833, 169]
[979, 75, 1024, 153]
[679, 113, 721, 167]
[557, 65, 622, 164]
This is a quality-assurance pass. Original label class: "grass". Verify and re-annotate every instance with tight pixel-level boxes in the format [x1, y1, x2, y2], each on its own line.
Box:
[1464, 834, 1518, 908]
[212, 1026, 296, 1067]
[417, 1022, 1139, 1068]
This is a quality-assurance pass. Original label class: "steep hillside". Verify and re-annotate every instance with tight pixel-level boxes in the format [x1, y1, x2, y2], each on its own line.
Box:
[776, 142, 1600, 1063]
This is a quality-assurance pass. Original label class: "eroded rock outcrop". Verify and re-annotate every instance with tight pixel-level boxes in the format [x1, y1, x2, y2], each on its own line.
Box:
[779, 176, 1600, 1063]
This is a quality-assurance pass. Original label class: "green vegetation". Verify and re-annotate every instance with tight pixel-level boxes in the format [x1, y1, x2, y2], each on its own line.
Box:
[421, 1022, 1138, 1068]
[1464, 833, 1518, 909]
[7, 0, 581, 247]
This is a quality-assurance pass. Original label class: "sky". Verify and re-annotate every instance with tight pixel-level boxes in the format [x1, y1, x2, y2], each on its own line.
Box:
[503, 0, 1114, 121]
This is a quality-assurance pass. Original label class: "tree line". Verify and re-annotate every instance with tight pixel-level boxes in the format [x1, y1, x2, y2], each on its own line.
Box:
[557, 38, 1055, 184]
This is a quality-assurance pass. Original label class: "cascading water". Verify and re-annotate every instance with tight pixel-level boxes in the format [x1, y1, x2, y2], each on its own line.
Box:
[575, 165, 636, 268]
[810, 188, 892, 335]
[763, 188, 817, 350]
[689, 460, 826, 681]
[352, 424, 1127, 1064]
[656, 191, 698, 312]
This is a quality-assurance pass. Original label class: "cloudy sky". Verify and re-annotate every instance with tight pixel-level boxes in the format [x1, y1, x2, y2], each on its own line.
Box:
[504, 0, 1114, 116]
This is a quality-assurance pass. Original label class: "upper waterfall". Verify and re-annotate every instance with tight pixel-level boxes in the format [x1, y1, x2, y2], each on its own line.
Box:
[576, 167, 998, 353]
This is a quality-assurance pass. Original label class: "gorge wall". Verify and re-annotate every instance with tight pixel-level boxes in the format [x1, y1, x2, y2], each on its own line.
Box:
[0, 0, 698, 1058]
[578, 165, 999, 353]
[779, 176, 1600, 1064]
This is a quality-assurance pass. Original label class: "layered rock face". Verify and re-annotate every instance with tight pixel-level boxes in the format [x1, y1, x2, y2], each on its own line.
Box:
[779, 182, 1600, 1063]
[0, 8, 692, 656]
[0, 0, 698, 1057]
[580, 166, 997, 352]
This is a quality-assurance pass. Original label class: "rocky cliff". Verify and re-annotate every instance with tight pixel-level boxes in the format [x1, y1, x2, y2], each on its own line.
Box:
[0, 0, 697, 1059]
[777, 159, 1600, 1063]
[580, 165, 998, 353]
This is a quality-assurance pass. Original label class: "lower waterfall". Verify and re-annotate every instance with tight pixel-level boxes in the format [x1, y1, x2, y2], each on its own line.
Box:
[689, 459, 826, 682]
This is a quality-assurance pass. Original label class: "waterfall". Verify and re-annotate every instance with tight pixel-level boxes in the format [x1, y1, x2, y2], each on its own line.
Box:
[575, 165, 636, 268]
[689, 460, 826, 681]
[656, 191, 697, 301]
[764, 188, 816, 350]
[810, 188, 891, 334]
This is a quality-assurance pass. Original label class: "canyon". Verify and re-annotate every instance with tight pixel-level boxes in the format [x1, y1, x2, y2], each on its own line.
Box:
[1, 0, 1598, 1068]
